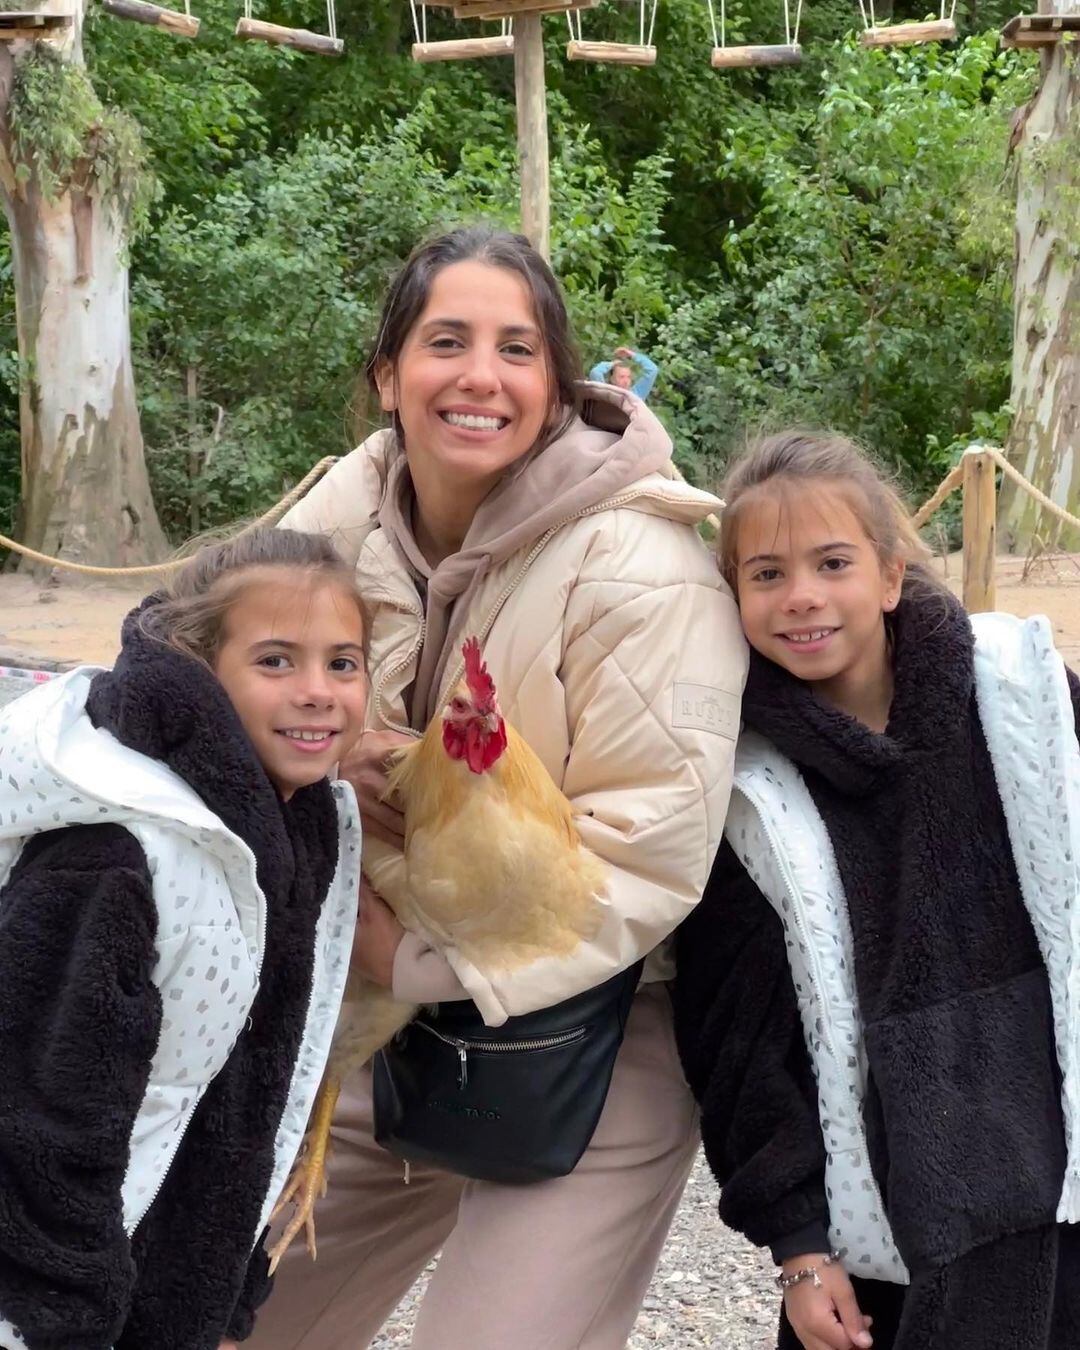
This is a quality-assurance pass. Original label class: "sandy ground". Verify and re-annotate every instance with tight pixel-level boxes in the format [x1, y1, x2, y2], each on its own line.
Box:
[0, 552, 1077, 671]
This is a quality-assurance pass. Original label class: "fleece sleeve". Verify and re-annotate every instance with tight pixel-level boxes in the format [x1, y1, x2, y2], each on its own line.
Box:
[672, 840, 830, 1261]
[441, 514, 748, 1023]
[1068, 666, 1079, 738]
[0, 824, 161, 1350]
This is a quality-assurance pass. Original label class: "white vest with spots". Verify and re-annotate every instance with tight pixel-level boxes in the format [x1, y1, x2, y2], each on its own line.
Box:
[725, 612, 1080, 1285]
[0, 671, 360, 1348]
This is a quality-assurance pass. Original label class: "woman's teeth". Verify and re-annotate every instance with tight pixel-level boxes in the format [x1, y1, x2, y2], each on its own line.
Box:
[442, 412, 506, 431]
[281, 730, 333, 741]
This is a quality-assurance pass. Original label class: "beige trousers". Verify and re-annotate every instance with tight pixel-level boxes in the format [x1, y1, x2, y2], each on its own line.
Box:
[248, 984, 699, 1350]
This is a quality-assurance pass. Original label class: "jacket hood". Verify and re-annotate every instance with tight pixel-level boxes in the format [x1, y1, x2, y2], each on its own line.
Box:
[376, 380, 712, 720]
[0, 597, 333, 916]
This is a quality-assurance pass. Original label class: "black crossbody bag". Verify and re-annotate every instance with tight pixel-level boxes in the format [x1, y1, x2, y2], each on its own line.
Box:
[372, 961, 644, 1184]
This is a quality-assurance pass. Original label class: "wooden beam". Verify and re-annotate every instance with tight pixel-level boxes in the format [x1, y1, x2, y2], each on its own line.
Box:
[859, 19, 957, 46]
[102, 0, 199, 37]
[0, 10, 72, 24]
[234, 17, 343, 54]
[1002, 11, 1080, 44]
[565, 38, 656, 64]
[454, 0, 594, 19]
[412, 34, 514, 59]
[962, 450, 997, 614]
[514, 10, 549, 260]
[710, 43, 801, 68]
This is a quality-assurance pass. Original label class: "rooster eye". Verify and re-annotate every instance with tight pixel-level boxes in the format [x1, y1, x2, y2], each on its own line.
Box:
[450, 696, 469, 715]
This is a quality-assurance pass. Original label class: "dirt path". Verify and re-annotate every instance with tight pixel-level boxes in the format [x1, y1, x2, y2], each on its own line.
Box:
[1, 553, 1077, 671]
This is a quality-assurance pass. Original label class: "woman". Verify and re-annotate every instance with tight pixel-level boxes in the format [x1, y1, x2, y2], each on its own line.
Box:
[254, 225, 746, 1350]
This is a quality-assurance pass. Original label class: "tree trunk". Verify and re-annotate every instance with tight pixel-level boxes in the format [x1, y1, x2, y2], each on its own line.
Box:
[999, 1, 1080, 552]
[0, 5, 167, 574]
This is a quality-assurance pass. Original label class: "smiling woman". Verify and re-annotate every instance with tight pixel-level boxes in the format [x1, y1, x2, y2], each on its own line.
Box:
[255, 224, 749, 1350]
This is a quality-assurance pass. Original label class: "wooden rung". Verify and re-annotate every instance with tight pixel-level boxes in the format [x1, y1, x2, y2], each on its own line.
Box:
[859, 19, 957, 47]
[566, 39, 656, 65]
[453, 0, 593, 18]
[412, 34, 513, 59]
[710, 43, 801, 68]
[102, 0, 199, 36]
[234, 16, 343, 53]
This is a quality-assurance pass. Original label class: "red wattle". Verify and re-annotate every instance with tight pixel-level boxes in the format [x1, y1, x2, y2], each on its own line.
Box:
[443, 718, 508, 775]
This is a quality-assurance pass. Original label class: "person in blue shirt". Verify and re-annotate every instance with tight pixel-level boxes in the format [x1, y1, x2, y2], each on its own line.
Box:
[589, 345, 659, 400]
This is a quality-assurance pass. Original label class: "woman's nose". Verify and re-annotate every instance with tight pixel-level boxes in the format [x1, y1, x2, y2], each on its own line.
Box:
[457, 347, 500, 394]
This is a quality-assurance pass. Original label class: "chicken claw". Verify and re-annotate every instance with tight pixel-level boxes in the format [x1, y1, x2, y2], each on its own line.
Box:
[267, 1076, 341, 1272]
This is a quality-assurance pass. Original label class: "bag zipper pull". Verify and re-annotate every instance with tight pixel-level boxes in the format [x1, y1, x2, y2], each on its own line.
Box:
[454, 1039, 469, 1090]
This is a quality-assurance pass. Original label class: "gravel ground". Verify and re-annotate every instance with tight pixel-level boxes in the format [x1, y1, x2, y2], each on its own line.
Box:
[0, 682, 781, 1346]
[370, 1153, 779, 1349]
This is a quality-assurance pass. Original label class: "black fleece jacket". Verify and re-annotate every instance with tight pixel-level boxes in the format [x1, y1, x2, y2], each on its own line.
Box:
[0, 601, 340, 1350]
[674, 586, 1080, 1275]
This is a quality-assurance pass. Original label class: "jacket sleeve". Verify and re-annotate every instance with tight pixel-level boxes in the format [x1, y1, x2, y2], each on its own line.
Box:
[1068, 666, 1079, 737]
[0, 824, 161, 1350]
[672, 839, 830, 1261]
[630, 351, 659, 400]
[443, 515, 748, 1022]
[587, 360, 613, 383]
[223, 1234, 273, 1342]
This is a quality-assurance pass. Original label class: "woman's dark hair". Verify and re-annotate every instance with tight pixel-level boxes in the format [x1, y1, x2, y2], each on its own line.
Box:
[140, 526, 364, 667]
[364, 225, 582, 444]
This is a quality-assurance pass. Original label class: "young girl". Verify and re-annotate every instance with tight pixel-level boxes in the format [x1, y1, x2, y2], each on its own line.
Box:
[673, 431, 1080, 1350]
[251, 224, 747, 1350]
[0, 527, 366, 1350]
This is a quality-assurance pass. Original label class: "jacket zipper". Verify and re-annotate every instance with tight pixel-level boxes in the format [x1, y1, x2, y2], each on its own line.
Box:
[414, 1020, 587, 1090]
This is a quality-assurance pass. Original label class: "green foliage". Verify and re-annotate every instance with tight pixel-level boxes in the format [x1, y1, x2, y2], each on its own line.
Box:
[8, 47, 157, 235]
[0, 1, 1044, 538]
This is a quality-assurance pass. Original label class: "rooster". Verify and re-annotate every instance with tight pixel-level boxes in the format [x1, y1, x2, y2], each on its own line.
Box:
[268, 636, 607, 1269]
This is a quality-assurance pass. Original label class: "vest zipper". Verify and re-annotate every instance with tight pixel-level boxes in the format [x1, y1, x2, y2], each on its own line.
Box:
[414, 1019, 588, 1089]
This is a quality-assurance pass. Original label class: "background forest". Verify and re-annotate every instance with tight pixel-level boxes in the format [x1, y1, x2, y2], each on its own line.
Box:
[0, 0, 1035, 539]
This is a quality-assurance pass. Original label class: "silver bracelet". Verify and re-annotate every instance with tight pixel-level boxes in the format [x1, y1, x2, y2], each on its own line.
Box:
[776, 1251, 843, 1292]
[776, 1267, 822, 1292]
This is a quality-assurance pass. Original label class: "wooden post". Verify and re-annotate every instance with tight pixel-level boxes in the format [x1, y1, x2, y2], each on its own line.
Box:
[514, 11, 550, 260]
[962, 450, 997, 613]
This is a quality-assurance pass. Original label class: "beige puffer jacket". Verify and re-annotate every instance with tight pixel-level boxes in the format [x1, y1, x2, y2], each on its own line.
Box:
[281, 386, 748, 1024]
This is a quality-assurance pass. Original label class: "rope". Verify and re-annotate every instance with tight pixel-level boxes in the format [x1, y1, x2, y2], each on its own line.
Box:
[0, 456, 340, 579]
[326, 0, 336, 42]
[909, 446, 1080, 535]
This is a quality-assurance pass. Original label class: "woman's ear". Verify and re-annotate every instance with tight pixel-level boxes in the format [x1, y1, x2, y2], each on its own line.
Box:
[374, 359, 397, 413]
[882, 557, 906, 612]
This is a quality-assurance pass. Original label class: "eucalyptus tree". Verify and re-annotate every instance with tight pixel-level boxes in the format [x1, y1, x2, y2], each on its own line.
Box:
[0, 3, 165, 570]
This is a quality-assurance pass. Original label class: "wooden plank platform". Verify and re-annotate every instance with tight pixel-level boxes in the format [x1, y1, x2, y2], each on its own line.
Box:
[859, 18, 957, 47]
[1002, 12, 1080, 48]
[101, 0, 199, 37]
[234, 16, 343, 53]
[710, 42, 801, 68]
[566, 38, 656, 64]
[412, 33, 513, 59]
[0, 10, 73, 38]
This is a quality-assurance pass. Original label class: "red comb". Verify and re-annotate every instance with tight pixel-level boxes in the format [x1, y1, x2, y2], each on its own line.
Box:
[462, 636, 497, 708]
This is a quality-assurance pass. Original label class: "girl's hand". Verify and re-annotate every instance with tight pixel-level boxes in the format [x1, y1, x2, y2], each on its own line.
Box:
[782, 1254, 873, 1350]
[218, 1341, 239, 1349]
[352, 879, 405, 987]
[338, 729, 413, 845]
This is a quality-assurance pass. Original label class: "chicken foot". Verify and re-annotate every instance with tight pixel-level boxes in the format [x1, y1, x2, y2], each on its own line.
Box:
[267, 1074, 342, 1272]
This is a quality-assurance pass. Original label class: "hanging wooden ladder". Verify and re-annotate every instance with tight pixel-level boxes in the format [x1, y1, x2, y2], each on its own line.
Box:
[709, 0, 802, 69]
[101, 0, 199, 39]
[565, 0, 659, 68]
[235, 0, 343, 54]
[410, 2, 514, 63]
[858, 2, 957, 48]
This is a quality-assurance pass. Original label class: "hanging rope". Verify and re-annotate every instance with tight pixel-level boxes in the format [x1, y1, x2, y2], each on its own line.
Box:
[784, 0, 803, 45]
[409, 0, 427, 43]
[326, 0, 336, 42]
[568, 0, 658, 50]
